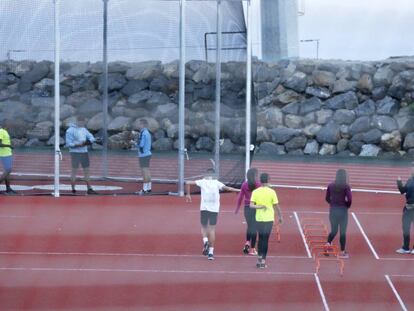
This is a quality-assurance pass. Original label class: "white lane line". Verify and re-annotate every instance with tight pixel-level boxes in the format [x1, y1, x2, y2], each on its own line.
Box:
[0, 251, 309, 260]
[0, 266, 314, 276]
[385, 275, 408, 311]
[314, 273, 330, 311]
[380, 257, 414, 262]
[352, 212, 379, 260]
[298, 211, 402, 216]
[389, 274, 414, 278]
[293, 211, 312, 258]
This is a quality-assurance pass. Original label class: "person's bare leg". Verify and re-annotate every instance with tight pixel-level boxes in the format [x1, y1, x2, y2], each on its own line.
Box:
[142, 167, 151, 191]
[83, 167, 92, 190]
[207, 225, 216, 248]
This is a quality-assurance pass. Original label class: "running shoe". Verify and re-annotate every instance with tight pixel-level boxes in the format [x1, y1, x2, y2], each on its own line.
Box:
[4, 189, 17, 195]
[248, 248, 258, 256]
[259, 262, 267, 269]
[202, 242, 209, 256]
[243, 243, 250, 254]
[411, 249, 414, 255]
[338, 251, 349, 259]
[87, 188, 98, 195]
[207, 253, 214, 260]
[396, 248, 411, 254]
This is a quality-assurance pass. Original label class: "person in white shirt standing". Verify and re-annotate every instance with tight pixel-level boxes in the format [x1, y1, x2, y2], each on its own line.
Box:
[186, 168, 239, 260]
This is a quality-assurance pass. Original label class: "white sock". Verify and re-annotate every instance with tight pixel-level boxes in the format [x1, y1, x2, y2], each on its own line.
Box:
[208, 247, 214, 255]
[148, 182, 152, 190]
[142, 183, 148, 191]
[203, 237, 208, 244]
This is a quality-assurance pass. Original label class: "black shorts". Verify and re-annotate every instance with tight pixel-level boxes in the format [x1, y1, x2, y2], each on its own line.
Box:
[71, 153, 90, 169]
[139, 155, 151, 168]
[200, 210, 218, 226]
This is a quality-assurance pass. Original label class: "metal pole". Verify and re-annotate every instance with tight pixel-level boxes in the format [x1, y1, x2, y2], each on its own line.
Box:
[214, 0, 222, 178]
[178, 0, 186, 196]
[245, 0, 252, 175]
[102, 0, 109, 178]
[53, 0, 61, 197]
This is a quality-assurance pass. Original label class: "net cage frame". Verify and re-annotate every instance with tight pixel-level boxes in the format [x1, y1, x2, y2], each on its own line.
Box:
[4, 0, 254, 197]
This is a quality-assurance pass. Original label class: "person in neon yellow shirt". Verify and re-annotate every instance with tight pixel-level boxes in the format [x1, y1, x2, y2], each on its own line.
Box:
[0, 122, 16, 194]
[250, 173, 283, 268]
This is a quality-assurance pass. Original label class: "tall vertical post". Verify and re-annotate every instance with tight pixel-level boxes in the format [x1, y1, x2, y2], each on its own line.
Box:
[214, 0, 222, 177]
[178, 0, 186, 196]
[53, 0, 61, 197]
[102, 0, 109, 178]
[245, 0, 252, 175]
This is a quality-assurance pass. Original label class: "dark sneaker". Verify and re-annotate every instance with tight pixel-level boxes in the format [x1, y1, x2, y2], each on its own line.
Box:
[135, 190, 151, 195]
[87, 188, 98, 195]
[71, 189, 76, 194]
[243, 243, 250, 254]
[4, 189, 17, 195]
[207, 253, 214, 260]
[202, 242, 209, 256]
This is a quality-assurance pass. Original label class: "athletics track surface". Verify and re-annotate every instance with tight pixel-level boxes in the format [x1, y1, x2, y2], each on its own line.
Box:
[0, 152, 413, 310]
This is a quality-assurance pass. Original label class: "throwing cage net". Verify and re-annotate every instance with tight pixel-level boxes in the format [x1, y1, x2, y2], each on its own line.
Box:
[0, 0, 257, 196]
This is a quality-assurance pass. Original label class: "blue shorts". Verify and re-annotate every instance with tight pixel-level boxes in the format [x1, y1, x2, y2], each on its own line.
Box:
[1, 156, 13, 172]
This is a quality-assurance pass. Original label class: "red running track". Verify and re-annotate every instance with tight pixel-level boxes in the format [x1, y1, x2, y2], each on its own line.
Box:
[0, 184, 413, 311]
[7, 151, 413, 194]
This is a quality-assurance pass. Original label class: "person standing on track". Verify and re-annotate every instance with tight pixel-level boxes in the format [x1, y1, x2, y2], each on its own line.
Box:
[136, 119, 152, 195]
[186, 168, 239, 260]
[65, 116, 97, 195]
[325, 169, 352, 258]
[250, 173, 283, 268]
[235, 167, 260, 255]
[396, 163, 414, 254]
[0, 121, 16, 194]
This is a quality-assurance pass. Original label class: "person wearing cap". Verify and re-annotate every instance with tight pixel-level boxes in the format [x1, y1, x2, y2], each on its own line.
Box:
[65, 116, 97, 195]
[0, 121, 16, 194]
[396, 163, 414, 254]
[186, 168, 239, 260]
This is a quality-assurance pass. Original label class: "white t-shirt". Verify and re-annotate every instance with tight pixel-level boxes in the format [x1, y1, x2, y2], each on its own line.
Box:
[195, 178, 226, 213]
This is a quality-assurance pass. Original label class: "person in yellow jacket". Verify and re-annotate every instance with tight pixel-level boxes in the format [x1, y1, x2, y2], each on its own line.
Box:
[250, 173, 283, 268]
[0, 122, 16, 194]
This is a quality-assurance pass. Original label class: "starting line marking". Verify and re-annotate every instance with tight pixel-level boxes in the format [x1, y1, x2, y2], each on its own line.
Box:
[0, 266, 314, 276]
[0, 251, 309, 260]
[351, 212, 379, 260]
[314, 273, 330, 311]
[293, 211, 312, 258]
[385, 275, 408, 311]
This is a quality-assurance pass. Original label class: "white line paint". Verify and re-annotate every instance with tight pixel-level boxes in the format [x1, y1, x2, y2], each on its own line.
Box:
[314, 273, 330, 311]
[385, 275, 408, 311]
[0, 251, 309, 260]
[0, 266, 314, 276]
[389, 274, 414, 278]
[293, 211, 312, 258]
[380, 257, 414, 262]
[352, 212, 379, 260]
[297, 210, 402, 216]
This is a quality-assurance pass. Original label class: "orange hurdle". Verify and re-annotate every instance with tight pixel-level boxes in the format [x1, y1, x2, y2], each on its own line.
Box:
[315, 250, 344, 276]
[300, 217, 325, 226]
[274, 223, 281, 243]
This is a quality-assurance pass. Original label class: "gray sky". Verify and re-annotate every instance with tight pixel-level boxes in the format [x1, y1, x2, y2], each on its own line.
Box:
[298, 0, 414, 60]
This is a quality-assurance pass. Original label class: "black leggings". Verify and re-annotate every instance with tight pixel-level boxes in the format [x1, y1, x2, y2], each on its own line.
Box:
[402, 207, 414, 250]
[257, 221, 274, 259]
[244, 205, 257, 248]
[327, 207, 348, 251]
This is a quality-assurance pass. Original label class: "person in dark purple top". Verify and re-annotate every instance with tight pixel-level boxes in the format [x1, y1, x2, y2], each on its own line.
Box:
[325, 169, 352, 258]
[395, 163, 414, 254]
[235, 168, 261, 255]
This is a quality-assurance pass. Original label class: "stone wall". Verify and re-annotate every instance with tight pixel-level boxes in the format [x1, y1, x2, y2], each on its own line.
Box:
[0, 58, 413, 157]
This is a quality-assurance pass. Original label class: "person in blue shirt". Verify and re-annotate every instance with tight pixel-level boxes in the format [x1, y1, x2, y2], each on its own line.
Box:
[65, 116, 97, 195]
[136, 118, 152, 194]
